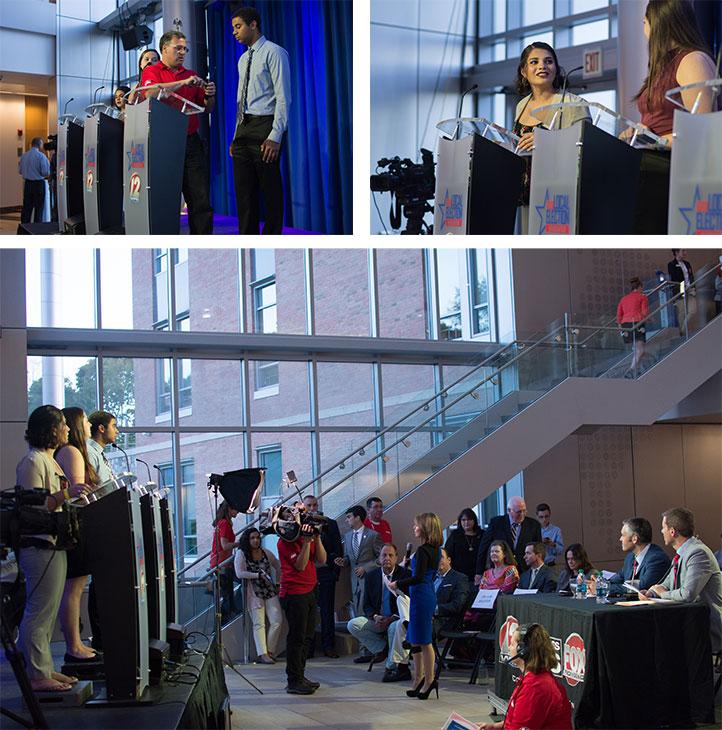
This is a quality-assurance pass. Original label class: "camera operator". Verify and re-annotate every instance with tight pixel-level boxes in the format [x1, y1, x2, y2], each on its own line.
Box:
[15, 406, 89, 692]
[277, 521, 326, 694]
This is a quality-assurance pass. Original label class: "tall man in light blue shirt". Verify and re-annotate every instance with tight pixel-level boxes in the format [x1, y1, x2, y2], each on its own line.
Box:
[18, 138, 50, 224]
[230, 7, 291, 235]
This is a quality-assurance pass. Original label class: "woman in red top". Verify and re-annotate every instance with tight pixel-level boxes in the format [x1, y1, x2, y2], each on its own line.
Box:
[635, 0, 719, 144]
[211, 500, 239, 619]
[478, 623, 572, 730]
[617, 277, 650, 377]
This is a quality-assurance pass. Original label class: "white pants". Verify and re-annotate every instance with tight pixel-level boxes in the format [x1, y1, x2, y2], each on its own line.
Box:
[249, 595, 283, 656]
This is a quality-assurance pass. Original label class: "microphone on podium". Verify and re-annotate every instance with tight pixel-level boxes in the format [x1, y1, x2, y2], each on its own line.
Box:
[558, 66, 584, 129]
[454, 83, 479, 140]
[111, 442, 131, 474]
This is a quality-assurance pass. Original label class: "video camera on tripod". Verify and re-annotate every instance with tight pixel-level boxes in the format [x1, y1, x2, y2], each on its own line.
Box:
[0, 486, 73, 551]
[370, 148, 436, 234]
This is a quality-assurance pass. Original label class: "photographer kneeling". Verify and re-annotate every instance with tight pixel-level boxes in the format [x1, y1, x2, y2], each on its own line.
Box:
[277, 517, 326, 694]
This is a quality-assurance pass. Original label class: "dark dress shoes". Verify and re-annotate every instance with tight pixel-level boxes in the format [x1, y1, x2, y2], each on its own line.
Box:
[382, 664, 412, 682]
[353, 654, 373, 663]
[323, 650, 340, 658]
[63, 652, 102, 663]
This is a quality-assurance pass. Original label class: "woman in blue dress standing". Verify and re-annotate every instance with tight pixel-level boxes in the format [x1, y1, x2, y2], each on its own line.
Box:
[389, 512, 443, 700]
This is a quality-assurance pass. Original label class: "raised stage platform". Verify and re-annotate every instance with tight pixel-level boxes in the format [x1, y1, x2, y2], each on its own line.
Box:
[0, 637, 229, 729]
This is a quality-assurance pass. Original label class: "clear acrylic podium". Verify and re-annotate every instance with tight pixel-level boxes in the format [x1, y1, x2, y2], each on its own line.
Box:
[122, 86, 203, 235]
[434, 118, 527, 235]
[82, 103, 124, 235]
[528, 102, 670, 235]
[57, 113, 85, 231]
[665, 80, 722, 235]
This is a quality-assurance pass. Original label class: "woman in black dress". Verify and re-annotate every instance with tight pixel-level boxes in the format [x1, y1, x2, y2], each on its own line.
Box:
[444, 508, 483, 582]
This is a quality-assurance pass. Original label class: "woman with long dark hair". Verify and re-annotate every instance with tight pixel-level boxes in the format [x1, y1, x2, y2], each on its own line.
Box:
[512, 42, 590, 232]
[388, 512, 443, 700]
[478, 623, 572, 730]
[557, 543, 596, 593]
[16, 406, 88, 691]
[234, 527, 283, 664]
[55, 407, 100, 662]
[128, 48, 160, 105]
[211, 500, 240, 620]
[635, 0, 718, 143]
[444, 508, 484, 582]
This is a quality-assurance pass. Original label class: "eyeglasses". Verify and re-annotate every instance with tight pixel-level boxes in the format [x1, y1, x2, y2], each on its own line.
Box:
[171, 45, 187, 53]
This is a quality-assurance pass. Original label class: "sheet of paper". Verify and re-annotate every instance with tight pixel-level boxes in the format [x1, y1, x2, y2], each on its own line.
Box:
[514, 588, 538, 595]
[601, 570, 615, 579]
[442, 712, 479, 730]
[471, 588, 500, 609]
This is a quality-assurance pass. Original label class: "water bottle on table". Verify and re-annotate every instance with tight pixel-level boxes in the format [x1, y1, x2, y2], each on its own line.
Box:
[576, 569, 586, 599]
[596, 572, 609, 604]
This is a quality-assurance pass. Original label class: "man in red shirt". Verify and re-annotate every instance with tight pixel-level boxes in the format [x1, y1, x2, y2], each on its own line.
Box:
[364, 497, 393, 543]
[277, 523, 326, 694]
[141, 30, 215, 234]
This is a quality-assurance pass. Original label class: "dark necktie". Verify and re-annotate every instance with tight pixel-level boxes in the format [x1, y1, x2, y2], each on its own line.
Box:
[238, 48, 254, 128]
[631, 559, 638, 580]
[352, 530, 360, 561]
[511, 522, 520, 548]
[102, 450, 116, 478]
[382, 579, 391, 616]
[672, 553, 680, 588]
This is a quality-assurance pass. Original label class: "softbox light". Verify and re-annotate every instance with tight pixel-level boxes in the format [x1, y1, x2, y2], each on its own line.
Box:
[218, 468, 265, 513]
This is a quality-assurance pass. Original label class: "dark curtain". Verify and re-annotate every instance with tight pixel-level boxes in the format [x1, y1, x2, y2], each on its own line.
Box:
[206, 0, 352, 235]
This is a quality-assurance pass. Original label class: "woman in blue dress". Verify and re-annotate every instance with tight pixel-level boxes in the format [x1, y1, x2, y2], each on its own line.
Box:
[389, 512, 443, 700]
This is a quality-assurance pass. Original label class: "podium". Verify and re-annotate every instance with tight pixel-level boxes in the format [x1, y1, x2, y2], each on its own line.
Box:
[433, 118, 527, 234]
[82, 104, 124, 235]
[57, 113, 85, 231]
[122, 87, 203, 235]
[159, 493, 179, 624]
[139, 488, 167, 643]
[665, 80, 722, 235]
[528, 101, 670, 235]
[82, 478, 150, 701]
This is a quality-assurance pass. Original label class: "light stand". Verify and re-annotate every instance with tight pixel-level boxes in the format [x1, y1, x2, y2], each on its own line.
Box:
[207, 475, 262, 695]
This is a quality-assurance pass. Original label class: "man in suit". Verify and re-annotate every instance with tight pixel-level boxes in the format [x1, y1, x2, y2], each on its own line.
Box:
[518, 543, 558, 593]
[334, 505, 383, 657]
[303, 494, 343, 658]
[347, 543, 410, 668]
[609, 517, 671, 594]
[382, 547, 469, 682]
[642, 507, 722, 653]
[475, 497, 542, 584]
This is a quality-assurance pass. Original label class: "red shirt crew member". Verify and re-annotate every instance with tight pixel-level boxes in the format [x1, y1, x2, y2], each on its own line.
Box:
[364, 497, 393, 544]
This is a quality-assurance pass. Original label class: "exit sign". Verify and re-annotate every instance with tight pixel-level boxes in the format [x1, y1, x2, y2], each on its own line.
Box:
[583, 48, 603, 78]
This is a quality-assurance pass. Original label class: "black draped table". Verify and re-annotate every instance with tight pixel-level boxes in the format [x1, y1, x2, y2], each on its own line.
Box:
[494, 593, 714, 729]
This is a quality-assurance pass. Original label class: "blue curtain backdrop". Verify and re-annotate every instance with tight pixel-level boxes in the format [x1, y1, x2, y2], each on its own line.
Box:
[206, 0, 352, 235]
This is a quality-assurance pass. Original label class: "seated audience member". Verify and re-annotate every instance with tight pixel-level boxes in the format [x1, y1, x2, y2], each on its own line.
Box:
[477, 623, 572, 730]
[642, 508, 722, 653]
[433, 548, 470, 634]
[347, 543, 409, 673]
[536, 503, 564, 567]
[557, 543, 596, 593]
[465, 540, 518, 631]
[609, 517, 671, 594]
[364, 496, 393, 543]
[444, 508, 484, 582]
[518, 543, 558, 593]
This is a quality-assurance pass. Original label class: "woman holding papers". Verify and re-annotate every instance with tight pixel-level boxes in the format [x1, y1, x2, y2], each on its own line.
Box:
[388, 512, 443, 700]
[477, 623, 572, 730]
[512, 42, 589, 233]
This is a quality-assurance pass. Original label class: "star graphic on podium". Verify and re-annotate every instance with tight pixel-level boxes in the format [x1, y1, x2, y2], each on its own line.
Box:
[535, 188, 551, 235]
[437, 188, 451, 231]
[677, 185, 702, 235]
[126, 145, 135, 172]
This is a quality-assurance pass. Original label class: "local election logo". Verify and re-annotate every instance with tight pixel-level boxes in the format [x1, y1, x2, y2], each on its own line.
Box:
[129, 173, 142, 203]
[536, 188, 571, 234]
[678, 186, 722, 235]
[498, 615, 519, 662]
[86, 147, 96, 168]
[127, 142, 145, 170]
[437, 189, 463, 231]
[563, 632, 585, 686]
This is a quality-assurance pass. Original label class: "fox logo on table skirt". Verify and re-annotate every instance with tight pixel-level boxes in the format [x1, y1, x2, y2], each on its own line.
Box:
[563, 632, 585, 686]
[499, 615, 519, 662]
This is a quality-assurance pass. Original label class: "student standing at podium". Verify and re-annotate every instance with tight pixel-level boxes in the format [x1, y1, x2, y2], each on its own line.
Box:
[142, 30, 215, 235]
[230, 7, 291, 235]
[512, 42, 589, 234]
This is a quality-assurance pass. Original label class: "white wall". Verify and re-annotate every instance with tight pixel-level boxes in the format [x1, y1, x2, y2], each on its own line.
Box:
[0, 95, 27, 208]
